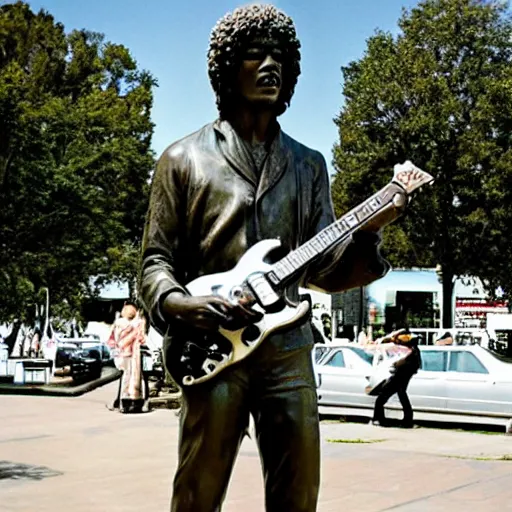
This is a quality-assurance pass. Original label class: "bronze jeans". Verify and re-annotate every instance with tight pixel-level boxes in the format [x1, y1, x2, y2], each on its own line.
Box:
[170, 343, 320, 512]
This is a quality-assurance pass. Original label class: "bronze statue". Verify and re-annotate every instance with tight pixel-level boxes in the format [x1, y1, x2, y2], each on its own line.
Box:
[140, 4, 390, 510]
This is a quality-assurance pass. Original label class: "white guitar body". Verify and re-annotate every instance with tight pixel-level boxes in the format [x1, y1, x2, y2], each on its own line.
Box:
[182, 239, 310, 386]
[166, 161, 434, 387]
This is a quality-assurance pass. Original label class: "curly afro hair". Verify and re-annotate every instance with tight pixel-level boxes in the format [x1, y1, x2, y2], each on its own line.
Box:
[208, 4, 301, 119]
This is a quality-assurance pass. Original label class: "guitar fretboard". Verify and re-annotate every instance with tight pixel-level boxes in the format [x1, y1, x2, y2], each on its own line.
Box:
[266, 183, 395, 286]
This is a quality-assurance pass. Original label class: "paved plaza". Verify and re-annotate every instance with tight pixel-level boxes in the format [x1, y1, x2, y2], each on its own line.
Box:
[1, 382, 512, 512]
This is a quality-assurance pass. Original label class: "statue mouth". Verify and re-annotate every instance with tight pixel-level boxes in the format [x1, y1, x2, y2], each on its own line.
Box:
[257, 74, 281, 88]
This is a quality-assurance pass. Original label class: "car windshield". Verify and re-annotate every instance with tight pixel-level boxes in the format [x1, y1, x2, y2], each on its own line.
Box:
[313, 346, 330, 363]
[346, 347, 374, 365]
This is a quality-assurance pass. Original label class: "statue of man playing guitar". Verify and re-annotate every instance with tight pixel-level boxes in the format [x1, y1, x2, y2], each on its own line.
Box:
[139, 4, 403, 511]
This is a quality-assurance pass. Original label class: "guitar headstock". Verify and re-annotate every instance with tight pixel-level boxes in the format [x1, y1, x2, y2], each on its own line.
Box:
[392, 161, 434, 195]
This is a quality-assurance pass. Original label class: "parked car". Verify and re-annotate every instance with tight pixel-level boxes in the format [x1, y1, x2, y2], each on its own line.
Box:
[55, 339, 106, 383]
[59, 337, 112, 364]
[68, 348, 102, 383]
[314, 343, 512, 428]
[55, 343, 82, 370]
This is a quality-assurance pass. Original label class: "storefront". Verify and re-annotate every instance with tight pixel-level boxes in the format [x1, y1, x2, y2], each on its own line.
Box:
[364, 269, 441, 336]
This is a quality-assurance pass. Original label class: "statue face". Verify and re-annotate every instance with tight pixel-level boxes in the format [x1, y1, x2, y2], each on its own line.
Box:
[236, 36, 283, 108]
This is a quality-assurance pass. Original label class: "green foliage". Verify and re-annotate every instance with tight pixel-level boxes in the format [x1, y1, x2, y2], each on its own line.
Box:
[332, 0, 512, 299]
[0, 2, 157, 323]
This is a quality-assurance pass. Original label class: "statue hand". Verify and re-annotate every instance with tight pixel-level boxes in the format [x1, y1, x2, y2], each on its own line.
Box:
[162, 292, 262, 331]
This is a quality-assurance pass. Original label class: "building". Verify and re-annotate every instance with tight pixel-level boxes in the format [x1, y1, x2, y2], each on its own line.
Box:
[331, 268, 509, 342]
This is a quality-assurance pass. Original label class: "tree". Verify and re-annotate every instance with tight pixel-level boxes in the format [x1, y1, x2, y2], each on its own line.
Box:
[0, 2, 157, 324]
[332, 0, 512, 327]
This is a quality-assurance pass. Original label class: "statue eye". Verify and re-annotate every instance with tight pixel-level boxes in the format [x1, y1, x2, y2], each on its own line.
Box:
[243, 46, 284, 63]
[244, 47, 265, 60]
[271, 49, 284, 62]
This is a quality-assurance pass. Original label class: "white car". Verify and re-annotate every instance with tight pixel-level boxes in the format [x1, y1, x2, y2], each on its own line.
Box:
[315, 343, 512, 428]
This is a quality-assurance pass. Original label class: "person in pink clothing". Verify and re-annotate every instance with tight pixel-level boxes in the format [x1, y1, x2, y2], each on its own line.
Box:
[107, 302, 148, 413]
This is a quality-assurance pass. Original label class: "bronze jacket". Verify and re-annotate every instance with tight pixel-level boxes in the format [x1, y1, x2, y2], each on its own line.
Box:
[139, 120, 389, 350]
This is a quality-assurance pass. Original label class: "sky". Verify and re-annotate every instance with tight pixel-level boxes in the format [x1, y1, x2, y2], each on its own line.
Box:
[21, 0, 421, 172]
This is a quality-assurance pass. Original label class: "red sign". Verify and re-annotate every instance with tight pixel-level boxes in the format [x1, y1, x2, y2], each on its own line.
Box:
[455, 299, 508, 310]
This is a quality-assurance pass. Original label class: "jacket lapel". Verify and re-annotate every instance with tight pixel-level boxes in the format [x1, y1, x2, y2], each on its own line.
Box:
[213, 119, 292, 201]
[256, 129, 291, 202]
[213, 120, 258, 187]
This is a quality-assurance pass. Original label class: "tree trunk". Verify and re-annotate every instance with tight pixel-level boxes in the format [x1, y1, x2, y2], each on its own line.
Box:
[442, 276, 454, 329]
[128, 278, 136, 300]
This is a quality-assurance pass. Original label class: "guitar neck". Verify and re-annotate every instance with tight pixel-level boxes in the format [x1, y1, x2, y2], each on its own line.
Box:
[265, 182, 405, 288]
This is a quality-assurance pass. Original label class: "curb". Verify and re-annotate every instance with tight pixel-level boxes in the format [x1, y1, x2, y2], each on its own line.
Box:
[0, 367, 121, 397]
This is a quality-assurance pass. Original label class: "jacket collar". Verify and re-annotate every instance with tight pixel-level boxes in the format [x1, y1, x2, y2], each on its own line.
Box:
[213, 119, 291, 201]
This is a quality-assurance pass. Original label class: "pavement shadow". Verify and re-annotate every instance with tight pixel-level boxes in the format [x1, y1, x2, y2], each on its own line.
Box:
[0, 461, 62, 481]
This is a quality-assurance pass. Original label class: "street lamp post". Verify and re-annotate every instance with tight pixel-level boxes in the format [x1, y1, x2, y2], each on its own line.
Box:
[39, 287, 58, 374]
[435, 264, 444, 328]
[41, 287, 49, 337]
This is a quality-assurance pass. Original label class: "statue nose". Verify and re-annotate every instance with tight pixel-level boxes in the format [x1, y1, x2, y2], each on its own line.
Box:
[260, 54, 280, 71]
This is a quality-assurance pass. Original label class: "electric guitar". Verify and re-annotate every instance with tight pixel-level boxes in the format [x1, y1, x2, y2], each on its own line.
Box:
[166, 161, 434, 386]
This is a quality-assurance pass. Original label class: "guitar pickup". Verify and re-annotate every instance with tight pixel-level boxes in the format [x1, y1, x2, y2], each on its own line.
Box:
[246, 273, 283, 312]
